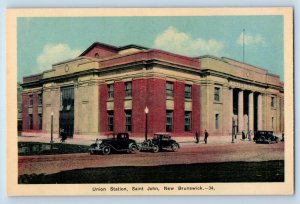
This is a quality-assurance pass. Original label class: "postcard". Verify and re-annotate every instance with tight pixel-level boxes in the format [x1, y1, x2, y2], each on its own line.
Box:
[6, 8, 294, 196]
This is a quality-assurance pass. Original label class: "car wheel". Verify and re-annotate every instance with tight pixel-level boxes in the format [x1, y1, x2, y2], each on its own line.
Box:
[268, 138, 272, 144]
[129, 143, 138, 154]
[152, 145, 159, 153]
[171, 143, 179, 152]
[102, 146, 111, 155]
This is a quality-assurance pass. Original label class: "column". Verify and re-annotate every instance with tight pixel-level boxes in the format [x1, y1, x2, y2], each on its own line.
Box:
[228, 88, 233, 134]
[248, 92, 254, 132]
[257, 94, 262, 130]
[238, 90, 244, 133]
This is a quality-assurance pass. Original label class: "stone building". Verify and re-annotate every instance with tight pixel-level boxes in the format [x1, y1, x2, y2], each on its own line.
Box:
[198, 56, 284, 136]
[21, 42, 284, 139]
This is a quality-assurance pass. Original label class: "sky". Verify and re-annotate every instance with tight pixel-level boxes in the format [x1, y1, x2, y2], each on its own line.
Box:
[17, 16, 283, 82]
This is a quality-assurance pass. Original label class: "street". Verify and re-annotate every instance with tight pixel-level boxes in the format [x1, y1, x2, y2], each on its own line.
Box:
[18, 141, 284, 176]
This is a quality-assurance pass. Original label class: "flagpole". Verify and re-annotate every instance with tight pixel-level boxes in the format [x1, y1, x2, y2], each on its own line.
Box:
[243, 28, 245, 63]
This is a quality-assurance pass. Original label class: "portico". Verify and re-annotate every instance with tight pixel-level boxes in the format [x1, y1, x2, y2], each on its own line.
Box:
[232, 88, 263, 134]
[199, 55, 284, 136]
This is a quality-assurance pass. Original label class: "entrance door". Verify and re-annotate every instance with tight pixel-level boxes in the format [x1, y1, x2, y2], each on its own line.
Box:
[59, 86, 74, 138]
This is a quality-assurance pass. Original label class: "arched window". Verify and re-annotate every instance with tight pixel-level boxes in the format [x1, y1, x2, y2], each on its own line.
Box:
[95, 53, 100, 58]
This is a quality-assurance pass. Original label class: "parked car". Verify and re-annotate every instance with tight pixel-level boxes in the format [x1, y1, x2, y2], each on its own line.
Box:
[140, 132, 180, 152]
[89, 132, 139, 155]
[253, 131, 279, 144]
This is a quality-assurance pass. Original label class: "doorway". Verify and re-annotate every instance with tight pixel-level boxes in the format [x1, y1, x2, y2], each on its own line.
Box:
[59, 86, 74, 138]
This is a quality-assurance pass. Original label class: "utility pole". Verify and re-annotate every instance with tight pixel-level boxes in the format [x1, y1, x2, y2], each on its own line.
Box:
[242, 28, 245, 63]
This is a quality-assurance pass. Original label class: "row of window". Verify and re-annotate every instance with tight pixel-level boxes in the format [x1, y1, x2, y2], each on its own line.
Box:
[27, 88, 277, 109]
[27, 112, 217, 131]
[108, 82, 132, 99]
[28, 114, 42, 130]
[107, 110, 192, 132]
[28, 93, 43, 107]
[107, 82, 193, 99]
[214, 87, 278, 109]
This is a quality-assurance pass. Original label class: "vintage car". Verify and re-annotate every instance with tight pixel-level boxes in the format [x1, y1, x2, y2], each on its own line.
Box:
[140, 132, 180, 152]
[253, 131, 279, 144]
[89, 132, 139, 155]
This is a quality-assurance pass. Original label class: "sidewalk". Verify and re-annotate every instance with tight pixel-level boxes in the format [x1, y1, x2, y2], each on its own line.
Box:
[18, 134, 255, 146]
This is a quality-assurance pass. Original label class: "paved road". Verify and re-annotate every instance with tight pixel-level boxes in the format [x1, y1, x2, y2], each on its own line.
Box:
[18, 141, 284, 176]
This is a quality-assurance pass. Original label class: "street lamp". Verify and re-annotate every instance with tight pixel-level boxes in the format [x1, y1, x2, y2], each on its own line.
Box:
[144, 106, 149, 141]
[50, 111, 54, 144]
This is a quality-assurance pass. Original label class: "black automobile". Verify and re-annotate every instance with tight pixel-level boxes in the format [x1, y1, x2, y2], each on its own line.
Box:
[140, 132, 180, 152]
[89, 132, 139, 155]
[253, 131, 279, 144]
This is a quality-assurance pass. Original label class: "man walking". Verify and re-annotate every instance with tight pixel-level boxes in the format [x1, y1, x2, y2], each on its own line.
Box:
[242, 130, 246, 140]
[204, 130, 209, 144]
[195, 130, 200, 143]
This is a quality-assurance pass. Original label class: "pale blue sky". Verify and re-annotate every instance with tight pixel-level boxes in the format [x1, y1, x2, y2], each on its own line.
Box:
[17, 16, 283, 82]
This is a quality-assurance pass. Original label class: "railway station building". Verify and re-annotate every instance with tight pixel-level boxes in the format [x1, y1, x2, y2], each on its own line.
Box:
[21, 42, 284, 139]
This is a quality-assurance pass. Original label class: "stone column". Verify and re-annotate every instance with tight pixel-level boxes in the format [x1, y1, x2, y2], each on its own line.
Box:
[257, 94, 262, 130]
[238, 90, 244, 133]
[229, 88, 233, 134]
[248, 92, 254, 132]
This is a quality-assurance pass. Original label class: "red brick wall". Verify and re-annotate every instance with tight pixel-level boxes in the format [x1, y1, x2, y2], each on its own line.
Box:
[23, 74, 43, 83]
[173, 81, 185, 134]
[98, 79, 201, 137]
[22, 92, 42, 132]
[100, 50, 200, 69]
[113, 82, 125, 132]
[83, 45, 118, 58]
[99, 84, 108, 133]
[192, 84, 201, 133]
[32, 94, 39, 130]
[147, 79, 166, 134]
[22, 94, 29, 130]
[132, 79, 147, 135]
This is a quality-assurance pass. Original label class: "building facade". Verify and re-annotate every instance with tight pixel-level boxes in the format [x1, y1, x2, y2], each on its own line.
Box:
[21, 42, 284, 139]
[199, 56, 284, 136]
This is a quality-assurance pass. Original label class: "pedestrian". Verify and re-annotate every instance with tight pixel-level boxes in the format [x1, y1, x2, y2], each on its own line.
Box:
[96, 138, 100, 148]
[195, 130, 200, 143]
[242, 131, 246, 140]
[281, 132, 284, 142]
[204, 130, 209, 144]
[60, 128, 67, 142]
[248, 130, 252, 141]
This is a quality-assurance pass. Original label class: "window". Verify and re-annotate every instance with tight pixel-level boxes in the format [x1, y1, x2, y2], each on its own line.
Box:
[166, 82, 174, 97]
[272, 117, 274, 129]
[95, 53, 100, 58]
[125, 110, 132, 132]
[215, 114, 220, 129]
[29, 95, 33, 107]
[185, 85, 192, 99]
[108, 111, 114, 131]
[108, 84, 114, 99]
[60, 86, 74, 111]
[38, 114, 42, 130]
[184, 111, 192, 132]
[125, 82, 132, 97]
[271, 96, 276, 108]
[38, 93, 42, 106]
[166, 110, 173, 132]
[214, 87, 221, 102]
[29, 114, 33, 129]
